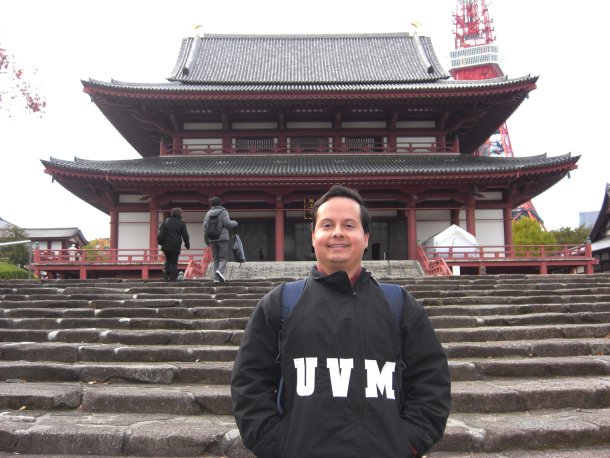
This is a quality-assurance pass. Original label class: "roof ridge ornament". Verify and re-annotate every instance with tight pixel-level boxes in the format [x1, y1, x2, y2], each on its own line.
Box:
[409, 22, 434, 74]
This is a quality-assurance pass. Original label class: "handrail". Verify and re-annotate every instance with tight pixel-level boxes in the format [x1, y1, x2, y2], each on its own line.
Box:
[184, 246, 213, 280]
[416, 245, 453, 276]
[164, 141, 459, 156]
[419, 243, 593, 261]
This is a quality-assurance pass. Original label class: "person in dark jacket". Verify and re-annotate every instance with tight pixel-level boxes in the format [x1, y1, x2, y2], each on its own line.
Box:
[203, 197, 238, 283]
[231, 185, 451, 458]
[159, 207, 190, 282]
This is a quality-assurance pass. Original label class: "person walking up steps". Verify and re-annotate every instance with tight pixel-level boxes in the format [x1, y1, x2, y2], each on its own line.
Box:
[158, 207, 190, 282]
[203, 196, 238, 283]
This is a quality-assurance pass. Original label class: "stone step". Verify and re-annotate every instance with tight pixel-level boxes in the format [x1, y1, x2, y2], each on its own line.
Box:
[422, 293, 610, 306]
[3, 356, 609, 385]
[451, 355, 610, 381]
[436, 407, 610, 454]
[0, 410, 244, 457]
[430, 311, 610, 328]
[2, 375, 608, 417]
[444, 337, 610, 358]
[427, 447, 610, 458]
[0, 317, 249, 330]
[1, 322, 607, 346]
[412, 287, 610, 298]
[1, 361, 233, 385]
[435, 323, 610, 342]
[1, 407, 609, 456]
[426, 301, 610, 316]
[0, 342, 238, 363]
[0, 306, 254, 319]
[2, 338, 609, 364]
[0, 328, 243, 345]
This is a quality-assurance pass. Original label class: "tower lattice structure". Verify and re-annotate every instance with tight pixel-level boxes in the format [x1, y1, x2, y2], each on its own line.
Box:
[448, 0, 544, 228]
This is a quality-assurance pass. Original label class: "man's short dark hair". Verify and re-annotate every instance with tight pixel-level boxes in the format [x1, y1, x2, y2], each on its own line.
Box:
[311, 185, 370, 233]
[210, 197, 222, 207]
[171, 207, 183, 218]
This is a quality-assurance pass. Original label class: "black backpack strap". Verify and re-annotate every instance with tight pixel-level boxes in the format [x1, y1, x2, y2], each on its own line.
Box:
[276, 279, 306, 415]
[379, 282, 407, 410]
[379, 282, 403, 327]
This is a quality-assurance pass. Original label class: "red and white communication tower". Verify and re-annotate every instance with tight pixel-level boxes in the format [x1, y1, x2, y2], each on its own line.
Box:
[449, 0, 544, 227]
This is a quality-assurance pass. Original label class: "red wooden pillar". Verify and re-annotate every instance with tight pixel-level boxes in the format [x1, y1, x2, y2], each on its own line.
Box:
[109, 210, 119, 250]
[466, 198, 476, 236]
[275, 198, 285, 261]
[503, 206, 513, 247]
[450, 208, 460, 226]
[406, 206, 417, 260]
[150, 207, 160, 249]
[585, 238, 594, 274]
[159, 137, 167, 156]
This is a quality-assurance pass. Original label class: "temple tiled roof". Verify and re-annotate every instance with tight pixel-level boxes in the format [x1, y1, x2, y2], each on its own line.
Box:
[167, 33, 450, 84]
[86, 74, 535, 94]
[42, 153, 577, 177]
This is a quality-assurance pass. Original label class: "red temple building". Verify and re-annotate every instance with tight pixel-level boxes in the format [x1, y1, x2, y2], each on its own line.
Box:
[41, 32, 578, 271]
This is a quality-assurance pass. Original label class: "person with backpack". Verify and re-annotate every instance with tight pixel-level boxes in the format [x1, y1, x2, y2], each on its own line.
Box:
[157, 207, 190, 282]
[203, 196, 238, 283]
[231, 185, 451, 458]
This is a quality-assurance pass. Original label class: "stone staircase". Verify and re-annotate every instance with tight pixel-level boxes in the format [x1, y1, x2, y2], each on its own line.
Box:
[0, 267, 609, 457]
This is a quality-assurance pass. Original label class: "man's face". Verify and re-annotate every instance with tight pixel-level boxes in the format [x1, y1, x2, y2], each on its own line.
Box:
[312, 196, 369, 276]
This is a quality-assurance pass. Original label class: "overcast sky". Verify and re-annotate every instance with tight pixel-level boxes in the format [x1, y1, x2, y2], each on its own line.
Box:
[1, 0, 608, 240]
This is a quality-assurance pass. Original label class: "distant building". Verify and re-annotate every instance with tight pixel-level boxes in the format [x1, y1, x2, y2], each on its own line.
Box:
[24, 228, 88, 251]
[579, 211, 598, 229]
[588, 184, 610, 273]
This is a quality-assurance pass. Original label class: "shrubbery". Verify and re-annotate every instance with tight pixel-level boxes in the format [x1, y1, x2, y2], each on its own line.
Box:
[0, 261, 30, 279]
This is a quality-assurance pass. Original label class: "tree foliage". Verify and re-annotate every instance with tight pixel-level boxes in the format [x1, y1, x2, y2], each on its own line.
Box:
[0, 224, 31, 267]
[549, 225, 591, 246]
[0, 44, 46, 115]
[512, 218, 557, 256]
[83, 238, 111, 261]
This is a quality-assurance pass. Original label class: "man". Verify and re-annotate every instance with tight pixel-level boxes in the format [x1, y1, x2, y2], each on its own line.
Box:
[203, 197, 238, 283]
[159, 207, 190, 282]
[231, 185, 451, 458]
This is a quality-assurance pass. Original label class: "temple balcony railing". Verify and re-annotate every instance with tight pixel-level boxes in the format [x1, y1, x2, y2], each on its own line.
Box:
[29, 243, 598, 279]
[420, 242, 598, 275]
[163, 141, 460, 156]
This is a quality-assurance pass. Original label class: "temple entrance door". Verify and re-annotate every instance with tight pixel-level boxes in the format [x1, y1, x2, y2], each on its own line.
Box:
[367, 222, 388, 260]
[237, 221, 273, 262]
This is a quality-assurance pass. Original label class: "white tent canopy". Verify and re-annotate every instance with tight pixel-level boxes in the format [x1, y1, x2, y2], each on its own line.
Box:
[422, 224, 480, 258]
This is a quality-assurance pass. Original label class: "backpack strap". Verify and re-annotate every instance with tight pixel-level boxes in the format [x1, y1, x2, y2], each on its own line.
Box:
[379, 282, 403, 327]
[276, 279, 306, 415]
[280, 279, 306, 325]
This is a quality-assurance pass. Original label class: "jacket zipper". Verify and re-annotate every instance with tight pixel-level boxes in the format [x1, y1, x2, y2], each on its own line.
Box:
[353, 290, 368, 458]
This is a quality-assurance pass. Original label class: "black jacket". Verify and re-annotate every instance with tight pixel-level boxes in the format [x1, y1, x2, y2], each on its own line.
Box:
[231, 267, 451, 458]
[159, 216, 190, 252]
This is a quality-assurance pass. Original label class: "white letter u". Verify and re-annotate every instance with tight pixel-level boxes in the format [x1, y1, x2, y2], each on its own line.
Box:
[294, 357, 318, 396]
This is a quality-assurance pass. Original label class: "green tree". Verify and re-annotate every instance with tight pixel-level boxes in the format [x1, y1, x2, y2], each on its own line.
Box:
[550, 225, 591, 246]
[83, 237, 111, 261]
[0, 224, 31, 267]
[512, 218, 557, 256]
